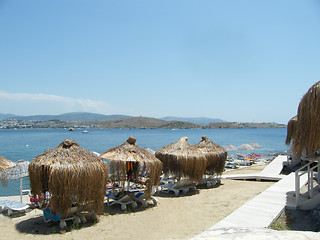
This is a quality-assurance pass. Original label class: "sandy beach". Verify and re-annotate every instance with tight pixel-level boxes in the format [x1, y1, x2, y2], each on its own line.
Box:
[0, 164, 278, 240]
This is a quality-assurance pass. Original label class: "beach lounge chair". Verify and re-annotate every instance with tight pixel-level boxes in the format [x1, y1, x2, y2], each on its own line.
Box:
[43, 206, 87, 229]
[0, 200, 29, 216]
[160, 179, 196, 196]
[134, 188, 158, 207]
[160, 176, 175, 185]
[199, 176, 220, 188]
[106, 185, 122, 195]
[105, 191, 138, 211]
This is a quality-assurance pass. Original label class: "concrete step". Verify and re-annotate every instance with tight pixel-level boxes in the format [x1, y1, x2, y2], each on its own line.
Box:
[299, 192, 320, 210]
[286, 179, 319, 210]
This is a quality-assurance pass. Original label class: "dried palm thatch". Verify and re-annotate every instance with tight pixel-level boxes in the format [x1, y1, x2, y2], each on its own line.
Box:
[193, 136, 227, 176]
[28, 139, 108, 216]
[100, 136, 163, 200]
[0, 156, 16, 171]
[0, 156, 16, 187]
[292, 81, 320, 157]
[155, 137, 207, 181]
[285, 116, 297, 145]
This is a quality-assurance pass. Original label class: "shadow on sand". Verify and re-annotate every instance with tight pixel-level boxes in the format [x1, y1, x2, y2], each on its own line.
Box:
[103, 200, 157, 215]
[274, 191, 320, 232]
[15, 196, 160, 235]
[15, 211, 97, 235]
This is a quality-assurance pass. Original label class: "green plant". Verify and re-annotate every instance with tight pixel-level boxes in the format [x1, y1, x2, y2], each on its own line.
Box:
[72, 219, 80, 230]
[269, 213, 290, 231]
[52, 226, 57, 234]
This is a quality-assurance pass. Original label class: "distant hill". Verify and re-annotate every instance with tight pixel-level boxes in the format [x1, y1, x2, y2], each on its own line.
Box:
[0, 114, 17, 120]
[0, 112, 286, 129]
[161, 116, 225, 125]
[0, 112, 225, 124]
[81, 116, 203, 129]
[1, 112, 131, 121]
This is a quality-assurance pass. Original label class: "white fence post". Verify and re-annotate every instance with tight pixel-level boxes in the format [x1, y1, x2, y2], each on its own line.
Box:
[295, 170, 300, 208]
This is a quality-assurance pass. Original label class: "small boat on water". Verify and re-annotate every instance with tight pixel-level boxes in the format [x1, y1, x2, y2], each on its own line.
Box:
[82, 130, 89, 133]
[68, 128, 75, 131]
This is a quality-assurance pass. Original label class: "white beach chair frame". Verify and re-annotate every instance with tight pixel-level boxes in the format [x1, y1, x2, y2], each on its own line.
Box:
[160, 179, 196, 196]
[134, 191, 158, 207]
[42, 206, 92, 229]
[0, 200, 29, 216]
[106, 192, 138, 211]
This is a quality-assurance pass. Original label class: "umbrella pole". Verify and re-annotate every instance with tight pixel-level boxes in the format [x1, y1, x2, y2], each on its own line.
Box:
[127, 179, 130, 191]
[20, 177, 22, 203]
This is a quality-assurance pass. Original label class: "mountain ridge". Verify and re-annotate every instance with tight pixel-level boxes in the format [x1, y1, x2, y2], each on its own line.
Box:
[0, 112, 131, 121]
[0, 112, 226, 124]
[0, 112, 286, 129]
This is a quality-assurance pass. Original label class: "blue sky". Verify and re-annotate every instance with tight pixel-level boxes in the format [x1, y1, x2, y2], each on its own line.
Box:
[0, 0, 319, 124]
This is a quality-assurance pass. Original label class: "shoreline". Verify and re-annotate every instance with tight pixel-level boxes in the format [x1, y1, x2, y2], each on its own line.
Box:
[0, 162, 277, 239]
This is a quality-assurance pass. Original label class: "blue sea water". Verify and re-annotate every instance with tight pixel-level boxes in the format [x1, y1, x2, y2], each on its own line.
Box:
[0, 128, 288, 197]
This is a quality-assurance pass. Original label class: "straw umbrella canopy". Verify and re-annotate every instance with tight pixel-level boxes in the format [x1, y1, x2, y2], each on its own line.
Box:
[285, 116, 297, 145]
[100, 136, 163, 199]
[5, 160, 29, 180]
[0, 156, 16, 187]
[155, 137, 207, 181]
[292, 81, 320, 157]
[28, 139, 108, 216]
[3, 160, 29, 202]
[193, 136, 227, 176]
[0, 156, 16, 172]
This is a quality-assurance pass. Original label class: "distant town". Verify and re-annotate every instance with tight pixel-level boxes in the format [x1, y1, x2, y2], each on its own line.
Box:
[0, 113, 286, 130]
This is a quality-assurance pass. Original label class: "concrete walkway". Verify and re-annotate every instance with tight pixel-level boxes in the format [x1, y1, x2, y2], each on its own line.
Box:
[191, 155, 313, 239]
[192, 227, 320, 240]
[220, 155, 287, 181]
[212, 172, 307, 229]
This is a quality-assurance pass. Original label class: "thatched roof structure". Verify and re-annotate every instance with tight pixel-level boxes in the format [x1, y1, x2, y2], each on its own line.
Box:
[292, 81, 320, 157]
[155, 137, 207, 181]
[285, 116, 297, 145]
[193, 136, 227, 175]
[100, 136, 163, 199]
[0, 159, 29, 180]
[28, 139, 108, 216]
[0, 156, 16, 171]
[0, 156, 16, 187]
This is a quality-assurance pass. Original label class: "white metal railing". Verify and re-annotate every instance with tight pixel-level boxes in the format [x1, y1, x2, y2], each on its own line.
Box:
[295, 157, 320, 208]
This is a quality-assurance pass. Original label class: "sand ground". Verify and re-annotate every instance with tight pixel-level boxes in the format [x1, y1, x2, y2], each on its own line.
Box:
[0, 164, 275, 240]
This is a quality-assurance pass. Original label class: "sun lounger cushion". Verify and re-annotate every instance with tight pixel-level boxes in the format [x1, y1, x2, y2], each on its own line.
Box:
[43, 209, 62, 222]
[135, 192, 144, 198]
[0, 200, 29, 211]
[106, 192, 121, 200]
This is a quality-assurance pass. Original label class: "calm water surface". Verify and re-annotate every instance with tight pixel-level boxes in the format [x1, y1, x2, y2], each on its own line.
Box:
[0, 128, 288, 196]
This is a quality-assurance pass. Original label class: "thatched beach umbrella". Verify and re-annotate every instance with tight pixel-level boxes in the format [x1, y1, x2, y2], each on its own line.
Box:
[0, 158, 29, 201]
[3, 160, 29, 202]
[193, 136, 227, 176]
[292, 81, 320, 157]
[285, 116, 297, 145]
[28, 139, 108, 216]
[155, 137, 207, 181]
[100, 136, 163, 199]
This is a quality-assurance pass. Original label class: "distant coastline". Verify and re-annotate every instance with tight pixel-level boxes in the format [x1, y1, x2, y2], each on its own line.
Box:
[208, 122, 286, 129]
[0, 113, 286, 129]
